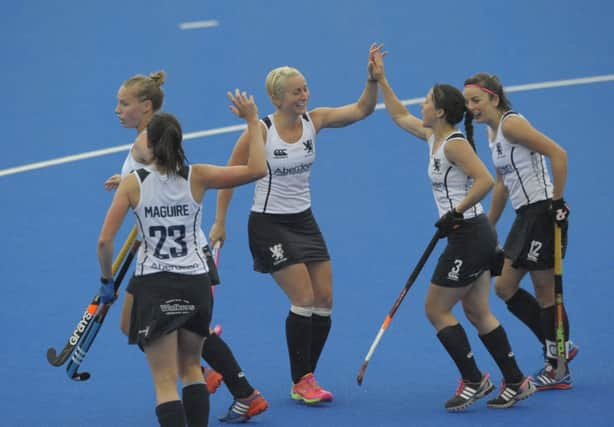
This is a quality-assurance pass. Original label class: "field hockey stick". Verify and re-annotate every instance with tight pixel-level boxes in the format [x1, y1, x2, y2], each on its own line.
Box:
[553, 223, 567, 377]
[357, 230, 441, 385]
[46, 226, 138, 367]
[210, 241, 223, 335]
[66, 238, 141, 381]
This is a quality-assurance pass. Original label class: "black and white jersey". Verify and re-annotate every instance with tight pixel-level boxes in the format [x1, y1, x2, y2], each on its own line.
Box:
[132, 166, 208, 276]
[427, 131, 484, 219]
[488, 111, 553, 210]
[121, 133, 149, 178]
[251, 113, 317, 214]
[121, 141, 210, 248]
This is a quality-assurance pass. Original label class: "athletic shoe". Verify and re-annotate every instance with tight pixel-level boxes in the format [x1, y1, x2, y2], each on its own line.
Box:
[291, 373, 334, 404]
[219, 390, 268, 423]
[202, 366, 223, 394]
[487, 376, 536, 408]
[532, 363, 572, 390]
[444, 373, 495, 411]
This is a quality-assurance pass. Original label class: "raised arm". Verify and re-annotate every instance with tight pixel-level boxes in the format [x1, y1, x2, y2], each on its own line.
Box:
[192, 90, 266, 192]
[369, 45, 429, 141]
[208, 93, 267, 247]
[309, 43, 381, 131]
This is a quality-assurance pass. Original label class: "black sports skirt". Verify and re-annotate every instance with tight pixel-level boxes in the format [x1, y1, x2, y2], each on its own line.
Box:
[504, 199, 568, 270]
[126, 272, 212, 349]
[248, 208, 330, 273]
[431, 215, 498, 287]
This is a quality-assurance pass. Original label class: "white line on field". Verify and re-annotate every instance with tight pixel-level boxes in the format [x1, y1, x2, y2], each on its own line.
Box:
[2, 74, 613, 177]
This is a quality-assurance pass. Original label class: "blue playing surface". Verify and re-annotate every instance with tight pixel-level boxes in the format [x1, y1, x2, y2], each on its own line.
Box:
[2, 1, 613, 426]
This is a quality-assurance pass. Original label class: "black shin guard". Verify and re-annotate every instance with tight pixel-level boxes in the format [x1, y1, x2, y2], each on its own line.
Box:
[286, 311, 313, 383]
[310, 313, 331, 373]
[155, 400, 186, 427]
[182, 383, 209, 427]
[479, 325, 524, 384]
[506, 289, 544, 342]
[437, 324, 482, 383]
[202, 334, 253, 399]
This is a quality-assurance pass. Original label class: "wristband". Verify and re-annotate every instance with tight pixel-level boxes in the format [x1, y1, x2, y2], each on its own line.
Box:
[100, 277, 113, 284]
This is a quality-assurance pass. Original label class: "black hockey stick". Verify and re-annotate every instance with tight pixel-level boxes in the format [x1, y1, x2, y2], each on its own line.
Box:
[66, 238, 140, 381]
[46, 227, 138, 366]
[357, 230, 441, 385]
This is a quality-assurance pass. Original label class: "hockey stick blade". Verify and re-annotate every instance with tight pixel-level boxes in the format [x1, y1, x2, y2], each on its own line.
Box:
[66, 239, 140, 381]
[46, 297, 100, 366]
[356, 231, 440, 386]
[47, 227, 138, 367]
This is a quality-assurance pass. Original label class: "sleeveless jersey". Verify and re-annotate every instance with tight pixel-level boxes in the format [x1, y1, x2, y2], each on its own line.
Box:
[121, 133, 149, 178]
[427, 132, 484, 219]
[251, 113, 317, 214]
[488, 111, 553, 210]
[133, 166, 208, 276]
[122, 140, 209, 248]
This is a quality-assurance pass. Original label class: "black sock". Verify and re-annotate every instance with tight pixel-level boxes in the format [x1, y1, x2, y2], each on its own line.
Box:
[155, 400, 186, 427]
[541, 305, 570, 368]
[182, 383, 209, 427]
[202, 334, 253, 399]
[506, 289, 543, 342]
[310, 313, 331, 373]
[479, 325, 524, 384]
[437, 324, 482, 383]
[286, 311, 313, 383]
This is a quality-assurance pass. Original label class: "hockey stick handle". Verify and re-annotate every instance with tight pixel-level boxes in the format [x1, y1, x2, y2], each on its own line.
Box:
[357, 230, 441, 385]
[554, 223, 566, 374]
[112, 226, 138, 274]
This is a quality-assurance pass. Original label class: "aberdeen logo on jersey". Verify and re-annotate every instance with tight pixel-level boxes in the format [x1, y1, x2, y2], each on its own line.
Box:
[273, 148, 288, 158]
[269, 243, 287, 265]
[303, 139, 313, 154]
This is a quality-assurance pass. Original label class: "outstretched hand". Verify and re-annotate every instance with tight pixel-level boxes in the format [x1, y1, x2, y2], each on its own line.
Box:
[228, 89, 259, 122]
[104, 174, 121, 191]
[368, 42, 387, 82]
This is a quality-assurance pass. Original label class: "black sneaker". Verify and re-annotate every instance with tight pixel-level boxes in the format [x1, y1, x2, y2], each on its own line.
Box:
[487, 376, 536, 409]
[445, 373, 495, 411]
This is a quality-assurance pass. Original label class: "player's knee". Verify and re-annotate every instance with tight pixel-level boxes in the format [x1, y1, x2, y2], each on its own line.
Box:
[424, 300, 441, 326]
[313, 293, 332, 310]
[494, 278, 516, 301]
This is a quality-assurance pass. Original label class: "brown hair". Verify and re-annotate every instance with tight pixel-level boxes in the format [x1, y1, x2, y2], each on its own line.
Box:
[123, 70, 166, 111]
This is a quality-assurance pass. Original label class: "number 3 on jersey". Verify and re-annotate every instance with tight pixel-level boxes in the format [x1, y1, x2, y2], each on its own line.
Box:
[150, 225, 187, 259]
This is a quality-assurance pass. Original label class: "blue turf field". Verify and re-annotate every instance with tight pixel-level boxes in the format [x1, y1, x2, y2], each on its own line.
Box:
[1, 1, 613, 426]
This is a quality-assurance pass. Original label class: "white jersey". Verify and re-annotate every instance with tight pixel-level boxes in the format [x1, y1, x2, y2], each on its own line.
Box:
[133, 166, 208, 276]
[488, 111, 553, 210]
[122, 141, 210, 248]
[121, 139, 149, 178]
[427, 131, 484, 219]
[251, 113, 317, 214]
